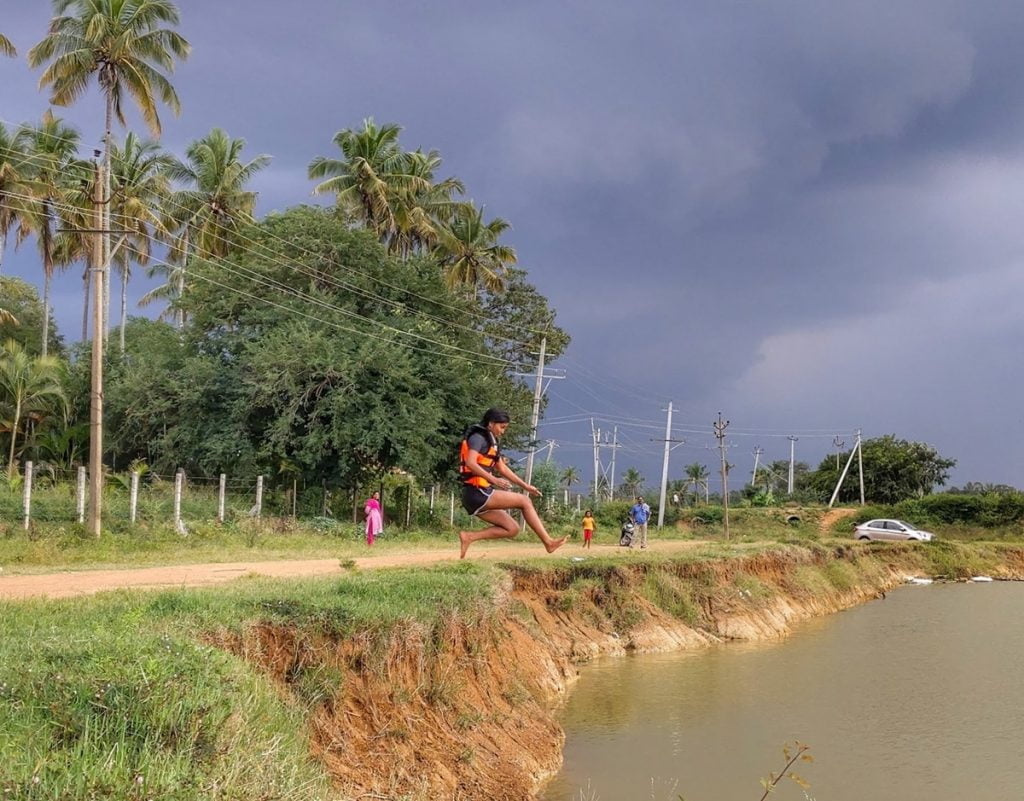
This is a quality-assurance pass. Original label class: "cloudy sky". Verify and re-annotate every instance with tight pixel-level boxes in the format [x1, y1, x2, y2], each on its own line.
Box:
[3, 1, 1022, 490]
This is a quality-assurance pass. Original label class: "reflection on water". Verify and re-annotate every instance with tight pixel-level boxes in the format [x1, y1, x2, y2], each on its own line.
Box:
[542, 583, 1024, 801]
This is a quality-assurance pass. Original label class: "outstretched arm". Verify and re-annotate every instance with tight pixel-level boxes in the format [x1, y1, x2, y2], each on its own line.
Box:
[497, 458, 541, 497]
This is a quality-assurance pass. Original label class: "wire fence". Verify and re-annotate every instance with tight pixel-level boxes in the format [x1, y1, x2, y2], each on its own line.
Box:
[0, 462, 590, 532]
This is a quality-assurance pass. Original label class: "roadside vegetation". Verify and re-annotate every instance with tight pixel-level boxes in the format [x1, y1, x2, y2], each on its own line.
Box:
[3, 542, 1023, 799]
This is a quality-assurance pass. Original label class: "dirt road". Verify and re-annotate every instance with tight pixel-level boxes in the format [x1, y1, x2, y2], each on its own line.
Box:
[0, 539, 708, 601]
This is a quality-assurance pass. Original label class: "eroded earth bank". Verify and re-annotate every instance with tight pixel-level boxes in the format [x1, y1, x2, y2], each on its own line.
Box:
[211, 542, 1024, 800]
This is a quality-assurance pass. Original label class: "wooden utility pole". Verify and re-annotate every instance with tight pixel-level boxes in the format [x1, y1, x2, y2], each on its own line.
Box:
[714, 412, 730, 539]
[88, 159, 106, 538]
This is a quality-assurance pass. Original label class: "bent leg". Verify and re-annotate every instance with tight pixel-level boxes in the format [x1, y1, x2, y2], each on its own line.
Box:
[459, 509, 518, 558]
[482, 490, 566, 553]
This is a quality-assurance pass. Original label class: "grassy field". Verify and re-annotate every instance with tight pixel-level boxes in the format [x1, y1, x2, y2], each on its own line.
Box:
[0, 562, 500, 799]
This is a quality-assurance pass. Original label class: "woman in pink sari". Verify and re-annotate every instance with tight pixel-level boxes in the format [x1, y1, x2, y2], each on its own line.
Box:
[364, 491, 383, 545]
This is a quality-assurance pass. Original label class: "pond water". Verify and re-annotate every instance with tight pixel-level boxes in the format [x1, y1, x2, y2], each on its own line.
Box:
[541, 582, 1024, 801]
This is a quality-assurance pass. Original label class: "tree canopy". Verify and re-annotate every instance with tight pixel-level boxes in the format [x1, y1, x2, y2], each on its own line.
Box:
[97, 207, 565, 488]
[808, 435, 957, 505]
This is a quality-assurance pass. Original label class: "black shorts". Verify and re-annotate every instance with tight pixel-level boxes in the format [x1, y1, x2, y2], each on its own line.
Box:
[461, 484, 494, 516]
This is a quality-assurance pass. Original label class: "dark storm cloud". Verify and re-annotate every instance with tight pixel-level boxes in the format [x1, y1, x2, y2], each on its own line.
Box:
[4, 1, 1023, 485]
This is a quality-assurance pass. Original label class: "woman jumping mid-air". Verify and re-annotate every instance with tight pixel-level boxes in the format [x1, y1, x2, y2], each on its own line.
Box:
[458, 407, 567, 559]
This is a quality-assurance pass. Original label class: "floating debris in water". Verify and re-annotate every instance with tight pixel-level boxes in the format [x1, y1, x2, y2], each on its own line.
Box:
[904, 576, 933, 585]
[971, 576, 994, 582]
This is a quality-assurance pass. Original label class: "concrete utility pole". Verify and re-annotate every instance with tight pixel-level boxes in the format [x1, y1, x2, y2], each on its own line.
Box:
[523, 336, 546, 489]
[656, 402, 675, 529]
[856, 428, 865, 505]
[591, 418, 600, 504]
[88, 157, 106, 538]
[833, 436, 845, 471]
[608, 427, 619, 501]
[751, 446, 764, 489]
[714, 412, 730, 539]
[787, 435, 799, 495]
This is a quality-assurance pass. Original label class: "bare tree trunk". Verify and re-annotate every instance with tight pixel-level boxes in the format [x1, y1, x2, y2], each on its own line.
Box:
[119, 263, 128, 353]
[41, 270, 51, 357]
[103, 95, 113, 350]
[7, 401, 20, 477]
[177, 226, 189, 329]
[0, 229, 6, 279]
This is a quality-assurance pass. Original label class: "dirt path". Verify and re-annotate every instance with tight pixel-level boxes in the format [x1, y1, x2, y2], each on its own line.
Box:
[0, 539, 710, 601]
[819, 506, 859, 534]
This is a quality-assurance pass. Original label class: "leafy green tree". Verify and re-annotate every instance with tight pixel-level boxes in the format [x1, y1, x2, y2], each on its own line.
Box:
[14, 111, 82, 356]
[148, 128, 270, 327]
[103, 208, 535, 487]
[0, 277, 61, 356]
[808, 435, 957, 504]
[480, 267, 569, 366]
[0, 339, 67, 475]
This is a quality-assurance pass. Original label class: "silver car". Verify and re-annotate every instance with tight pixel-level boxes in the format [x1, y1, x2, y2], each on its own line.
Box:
[854, 519, 934, 542]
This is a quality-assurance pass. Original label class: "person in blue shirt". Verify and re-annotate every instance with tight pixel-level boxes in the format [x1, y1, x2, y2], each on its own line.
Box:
[629, 496, 651, 549]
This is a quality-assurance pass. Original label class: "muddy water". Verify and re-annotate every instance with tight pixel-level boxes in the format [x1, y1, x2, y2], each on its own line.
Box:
[542, 582, 1024, 801]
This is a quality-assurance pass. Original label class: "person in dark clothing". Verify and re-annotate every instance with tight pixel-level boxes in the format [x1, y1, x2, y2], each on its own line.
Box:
[458, 407, 567, 559]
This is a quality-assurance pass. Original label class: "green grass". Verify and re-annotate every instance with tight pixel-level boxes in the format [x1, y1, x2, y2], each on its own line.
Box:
[0, 562, 501, 799]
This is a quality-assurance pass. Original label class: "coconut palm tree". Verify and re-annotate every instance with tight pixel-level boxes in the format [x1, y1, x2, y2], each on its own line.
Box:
[620, 467, 645, 500]
[0, 34, 15, 57]
[434, 203, 516, 297]
[684, 462, 710, 504]
[308, 118, 429, 241]
[15, 112, 82, 357]
[389, 149, 464, 258]
[0, 122, 32, 279]
[29, 0, 190, 339]
[145, 128, 269, 327]
[0, 338, 67, 476]
[28, 0, 189, 143]
[0, 309, 16, 326]
[108, 132, 172, 350]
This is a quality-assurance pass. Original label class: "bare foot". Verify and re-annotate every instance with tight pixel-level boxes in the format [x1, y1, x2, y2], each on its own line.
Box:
[459, 531, 472, 559]
[545, 536, 567, 554]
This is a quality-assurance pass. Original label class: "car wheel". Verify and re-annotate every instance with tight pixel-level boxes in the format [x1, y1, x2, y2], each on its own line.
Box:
[857, 535, 870, 541]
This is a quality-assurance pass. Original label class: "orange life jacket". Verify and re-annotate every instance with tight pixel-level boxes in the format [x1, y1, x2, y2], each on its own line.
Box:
[460, 424, 500, 487]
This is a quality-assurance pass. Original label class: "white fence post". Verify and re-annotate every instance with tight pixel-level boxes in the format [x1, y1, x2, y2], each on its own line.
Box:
[174, 469, 185, 534]
[22, 461, 32, 531]
[218, 473, 226, 523]
[77, 466, 87, 523]
[129, 471, 140, 524]
[449, 491, 455, 526]
[255, 475, 264, 518]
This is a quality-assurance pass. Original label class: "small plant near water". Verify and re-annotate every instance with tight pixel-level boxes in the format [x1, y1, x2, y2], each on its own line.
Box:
[675, 742, 813, 801]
